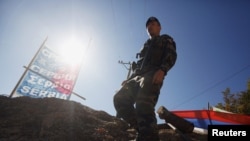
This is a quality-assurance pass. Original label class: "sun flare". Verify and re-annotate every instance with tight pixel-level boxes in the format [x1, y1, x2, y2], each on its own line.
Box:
[58, 37, 84, 66]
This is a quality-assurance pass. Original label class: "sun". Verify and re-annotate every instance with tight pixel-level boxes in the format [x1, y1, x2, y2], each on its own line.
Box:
[58, 37, 84, 66]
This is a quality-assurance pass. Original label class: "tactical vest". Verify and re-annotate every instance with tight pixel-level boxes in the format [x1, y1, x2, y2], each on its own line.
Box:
[134, 34, 176, 75]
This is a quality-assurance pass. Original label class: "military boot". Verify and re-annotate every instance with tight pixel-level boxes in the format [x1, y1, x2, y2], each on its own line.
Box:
[135, 133, 160, 141]
[135, 125, 159, 141]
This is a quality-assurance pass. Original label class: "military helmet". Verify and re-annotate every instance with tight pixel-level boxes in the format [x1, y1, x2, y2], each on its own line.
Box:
[146, 16, 161, 27]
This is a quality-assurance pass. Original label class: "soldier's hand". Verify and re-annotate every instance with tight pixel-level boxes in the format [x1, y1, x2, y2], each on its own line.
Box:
[131, 61, 137, 71]
[152, 69, 165, 84]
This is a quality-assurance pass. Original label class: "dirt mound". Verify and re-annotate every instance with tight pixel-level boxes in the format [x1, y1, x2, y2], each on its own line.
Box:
[0, 95, 207, 141]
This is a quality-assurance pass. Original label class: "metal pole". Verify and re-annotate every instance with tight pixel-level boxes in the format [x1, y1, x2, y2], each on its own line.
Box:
[67, 38, 92, 100]
[9, 36, 48, 98]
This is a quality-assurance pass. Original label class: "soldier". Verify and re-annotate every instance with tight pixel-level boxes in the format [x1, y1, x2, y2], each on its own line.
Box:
[113, 16, 177, 141]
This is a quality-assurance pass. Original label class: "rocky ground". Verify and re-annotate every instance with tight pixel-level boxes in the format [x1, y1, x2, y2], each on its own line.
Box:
[0, 95, 207, 141]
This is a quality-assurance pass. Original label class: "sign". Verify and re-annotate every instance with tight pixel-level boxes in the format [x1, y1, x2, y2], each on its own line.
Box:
[11, 41, 81, 100]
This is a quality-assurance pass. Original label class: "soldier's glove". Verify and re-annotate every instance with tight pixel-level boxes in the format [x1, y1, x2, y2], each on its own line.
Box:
[131, 61, 137, 71]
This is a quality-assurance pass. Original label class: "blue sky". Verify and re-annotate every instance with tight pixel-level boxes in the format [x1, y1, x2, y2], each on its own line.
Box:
[1, 0, 250, 122]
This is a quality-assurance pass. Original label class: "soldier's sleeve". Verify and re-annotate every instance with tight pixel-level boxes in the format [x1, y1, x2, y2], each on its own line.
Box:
[160, 34, 177, 74]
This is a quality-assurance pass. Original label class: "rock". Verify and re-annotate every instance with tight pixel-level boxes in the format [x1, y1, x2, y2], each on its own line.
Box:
[0, 95, 207, 141]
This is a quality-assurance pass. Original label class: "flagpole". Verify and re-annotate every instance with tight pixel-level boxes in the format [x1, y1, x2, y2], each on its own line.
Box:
[68, 38, 92, 100]
[9, 36, 48, 98]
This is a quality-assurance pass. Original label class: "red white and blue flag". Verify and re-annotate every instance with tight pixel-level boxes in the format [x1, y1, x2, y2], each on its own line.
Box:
[11, 38, 81, 100]
[170, 108, 250, 134]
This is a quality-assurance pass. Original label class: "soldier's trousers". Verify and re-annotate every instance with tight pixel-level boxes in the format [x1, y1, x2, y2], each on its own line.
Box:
[113, 70, 163, 140]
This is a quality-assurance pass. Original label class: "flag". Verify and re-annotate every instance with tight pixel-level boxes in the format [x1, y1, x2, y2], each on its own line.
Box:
[211, 106, 233, 113]
[11, 38, 81, 100]
[171, 109, 250, 130]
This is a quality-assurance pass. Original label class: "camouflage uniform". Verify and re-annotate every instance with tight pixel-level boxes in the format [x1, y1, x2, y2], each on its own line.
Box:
[114, 34, 177, 141]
